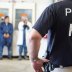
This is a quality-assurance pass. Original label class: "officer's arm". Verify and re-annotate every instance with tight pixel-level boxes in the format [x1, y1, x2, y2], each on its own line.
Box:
[29, 29, 42, 61]
[29, 4, 55, 62]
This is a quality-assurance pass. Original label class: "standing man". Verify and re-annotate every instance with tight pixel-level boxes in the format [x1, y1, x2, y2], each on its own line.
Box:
[17, 15, 32, 60]
[29, 0, 72, 72]
[0, 16, 13, 60]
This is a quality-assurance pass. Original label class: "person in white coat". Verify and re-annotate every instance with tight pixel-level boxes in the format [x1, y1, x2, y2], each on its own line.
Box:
[17, 16, 32, 60]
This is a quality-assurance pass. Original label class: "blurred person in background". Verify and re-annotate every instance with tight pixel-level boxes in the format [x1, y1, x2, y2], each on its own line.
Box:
[0, 16, 13, 60]
[17, 14, 32, 60]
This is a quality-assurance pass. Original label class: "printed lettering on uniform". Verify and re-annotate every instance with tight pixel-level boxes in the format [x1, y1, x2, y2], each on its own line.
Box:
[65, 8, 72, 36]
[65, 8, 72, 16]
[69, 24, 72, 36]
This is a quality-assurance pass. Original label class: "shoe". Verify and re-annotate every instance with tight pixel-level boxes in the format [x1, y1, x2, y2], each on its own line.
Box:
[18, 56, 22, 60]
[24, 56, 29, 60]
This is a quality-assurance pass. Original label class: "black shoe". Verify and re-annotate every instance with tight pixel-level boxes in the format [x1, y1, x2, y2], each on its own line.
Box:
[24, 56, 29, 60]
[18, 56, 22, 60]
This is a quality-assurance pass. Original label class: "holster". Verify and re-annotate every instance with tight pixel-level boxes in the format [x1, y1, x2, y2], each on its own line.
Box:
[43, 61, 54, 72]
[43, 62, 50, 72]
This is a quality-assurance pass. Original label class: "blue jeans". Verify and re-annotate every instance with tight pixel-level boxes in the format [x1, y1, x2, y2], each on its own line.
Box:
[0, 37, 12, 58]
[19, 45, 27, 56]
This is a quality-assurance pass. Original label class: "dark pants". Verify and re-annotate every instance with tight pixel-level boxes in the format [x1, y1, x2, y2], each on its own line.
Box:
[0, 37, 12, 58]
[19, 45, 27, 57]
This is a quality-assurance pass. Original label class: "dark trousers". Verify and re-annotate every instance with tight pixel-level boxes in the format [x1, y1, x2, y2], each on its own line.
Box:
[19, 45, 27, 57]
[0, 37, 12, 58]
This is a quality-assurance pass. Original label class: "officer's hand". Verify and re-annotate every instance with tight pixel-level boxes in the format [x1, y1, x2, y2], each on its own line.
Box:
[32, 59, 49, 72]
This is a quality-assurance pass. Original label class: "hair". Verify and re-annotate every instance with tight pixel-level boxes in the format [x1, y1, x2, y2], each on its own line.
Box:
[4, 16, 9, 19]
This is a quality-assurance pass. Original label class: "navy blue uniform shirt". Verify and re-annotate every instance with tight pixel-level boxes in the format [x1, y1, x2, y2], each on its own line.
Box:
[33, 0, 72, 67]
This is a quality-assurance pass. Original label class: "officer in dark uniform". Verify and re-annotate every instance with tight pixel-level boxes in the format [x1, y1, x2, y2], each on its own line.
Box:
[0, 16, 13, 60]
[29, 0, 72, 72]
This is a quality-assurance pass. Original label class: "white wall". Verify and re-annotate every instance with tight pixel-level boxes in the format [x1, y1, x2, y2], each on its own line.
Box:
[0, 0, 54, 21]
[34, 0, 54, 20]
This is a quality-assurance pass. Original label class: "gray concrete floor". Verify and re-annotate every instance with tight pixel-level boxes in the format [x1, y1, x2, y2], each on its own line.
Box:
[0, 58, 34, 72]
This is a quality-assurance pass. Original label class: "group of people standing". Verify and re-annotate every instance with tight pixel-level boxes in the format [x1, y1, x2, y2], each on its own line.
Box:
[0, 15, 31, 60]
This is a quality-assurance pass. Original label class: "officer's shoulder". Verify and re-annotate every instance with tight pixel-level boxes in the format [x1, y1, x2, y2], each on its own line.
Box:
[46, 1, 65, 10]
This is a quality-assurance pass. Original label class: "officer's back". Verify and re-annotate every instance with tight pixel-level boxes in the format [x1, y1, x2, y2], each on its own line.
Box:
[47, 0, 72, 67]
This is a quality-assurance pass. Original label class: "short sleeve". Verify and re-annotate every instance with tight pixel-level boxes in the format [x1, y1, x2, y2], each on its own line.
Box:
[33, 4, 56, 37]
